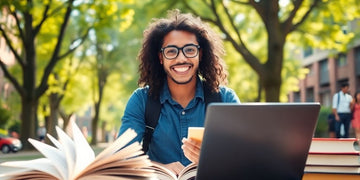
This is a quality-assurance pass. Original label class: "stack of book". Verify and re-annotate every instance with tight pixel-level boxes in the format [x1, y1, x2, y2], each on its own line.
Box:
[303, 138, 360, 180]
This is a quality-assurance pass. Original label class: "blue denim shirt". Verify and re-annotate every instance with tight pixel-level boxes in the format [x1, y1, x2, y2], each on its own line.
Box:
[118, 79, 240, 166]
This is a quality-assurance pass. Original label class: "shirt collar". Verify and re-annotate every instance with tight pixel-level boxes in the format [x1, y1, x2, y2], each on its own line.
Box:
[339, 90, 346, 96]
[159, 76, 205, 104]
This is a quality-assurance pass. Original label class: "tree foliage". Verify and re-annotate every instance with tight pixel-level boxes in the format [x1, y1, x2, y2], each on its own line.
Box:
[170, 0, 360, 102]
[0, 0, 91, 149]
[1, 0, 359, 147]
[0, 103, 11, 128]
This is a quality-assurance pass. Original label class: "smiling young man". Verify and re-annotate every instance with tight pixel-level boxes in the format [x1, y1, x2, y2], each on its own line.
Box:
[118, 9, 240, 175]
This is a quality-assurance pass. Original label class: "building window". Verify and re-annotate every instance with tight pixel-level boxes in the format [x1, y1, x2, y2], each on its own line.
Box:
[337, 53, 347, 67]
[319, 59, 329, 85]
[303, 47, 313, 58]
[293, 91, 301, 102]
[320, 91, 331, 107]
[355, 46, 360, 76]
[306, 64, 313, 77]
[306, 88, 314, 102]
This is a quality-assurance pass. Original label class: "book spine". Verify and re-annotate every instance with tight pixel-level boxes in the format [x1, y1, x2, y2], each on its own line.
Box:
[308, 152, 360, 155]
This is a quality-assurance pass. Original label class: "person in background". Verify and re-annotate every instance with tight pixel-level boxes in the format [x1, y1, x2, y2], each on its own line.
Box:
[332, 82, 353, 138]
[327, 114, 336, 138]
[117, 9, 240, 175]
[351, 91, 360, 142]
[37, 125, 46, 142]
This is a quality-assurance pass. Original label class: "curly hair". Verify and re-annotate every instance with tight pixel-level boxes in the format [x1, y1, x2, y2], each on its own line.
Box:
[355, 91, 360, 103]
[138, 9, 228, 98]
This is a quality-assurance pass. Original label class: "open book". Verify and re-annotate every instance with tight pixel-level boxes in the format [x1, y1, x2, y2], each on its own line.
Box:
[0, 124, 205, 180]
[0, 121, 154, 180]
[152, 162, 197, 180]
[148, 127, 205, 180]
[139, 127, 204, 180]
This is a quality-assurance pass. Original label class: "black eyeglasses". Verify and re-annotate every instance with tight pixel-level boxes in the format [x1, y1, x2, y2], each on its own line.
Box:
[160, 44, 200, 60]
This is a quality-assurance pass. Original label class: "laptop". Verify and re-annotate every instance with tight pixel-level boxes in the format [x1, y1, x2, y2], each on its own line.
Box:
[196, 103, 320, 180]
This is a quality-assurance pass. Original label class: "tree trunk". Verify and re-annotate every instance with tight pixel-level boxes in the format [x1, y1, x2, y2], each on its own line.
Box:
[47, 93, 59, 139]
[101, 121, 107, 142]
[20, 12, 37, 150]
[91, 101, 100, 145]
[262, 54, 284, 102]
[90, 69, 107, 145]
[59, 110, 73, 131]
[20, 97, 38, 150]
[263, 77, 281, 102]
[259, 0, 285, 102]
[255, 79, 262, 102]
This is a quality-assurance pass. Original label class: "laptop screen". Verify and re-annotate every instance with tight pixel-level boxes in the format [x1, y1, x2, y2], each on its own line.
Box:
[196, 103, 320, 180]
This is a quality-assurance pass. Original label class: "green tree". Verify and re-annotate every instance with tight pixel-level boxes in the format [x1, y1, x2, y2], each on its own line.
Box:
[89, 1, 167, 138]
[34, 0, 136, 144]
[39, 55, 84, 139]
[81, 1, 135, 145]
[0, 104, 11, 129]
[176, 0, 360, 102]
[0, 0, 89, 150]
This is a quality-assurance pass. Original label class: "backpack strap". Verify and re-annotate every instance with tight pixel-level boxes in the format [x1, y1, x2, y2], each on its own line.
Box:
[142, 81, 222, 153]
[203, 81, 222, 107]
[337, 92, 340, 109]
[142, 94, 161, 153]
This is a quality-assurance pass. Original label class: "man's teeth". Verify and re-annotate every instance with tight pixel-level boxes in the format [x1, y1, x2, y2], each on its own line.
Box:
[174, 67, 189, 72]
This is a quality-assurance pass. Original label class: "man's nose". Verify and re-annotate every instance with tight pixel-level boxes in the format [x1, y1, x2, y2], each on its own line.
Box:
[176, 50, 188, 61]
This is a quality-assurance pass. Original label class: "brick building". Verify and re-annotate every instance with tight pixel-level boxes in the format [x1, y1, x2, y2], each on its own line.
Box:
[0, 7, 16, 102]
[288, 41, 360, 106]
[288, 16, 360, 106]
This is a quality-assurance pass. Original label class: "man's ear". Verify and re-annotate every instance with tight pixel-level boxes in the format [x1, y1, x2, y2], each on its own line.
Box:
[159, 52, 163, 64]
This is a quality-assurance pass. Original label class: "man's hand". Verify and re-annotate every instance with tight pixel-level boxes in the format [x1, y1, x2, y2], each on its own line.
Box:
[335, 114, 340, 121]
[182, 138, 201, 164]
[152, 161, 184, 176]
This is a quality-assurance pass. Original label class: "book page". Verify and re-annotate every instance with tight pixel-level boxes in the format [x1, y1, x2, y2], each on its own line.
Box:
[51, 126, 76, 179]
[70, 121, 95, 178]
[306, 153, 360, 166]
[92, 128, 137, 163]
[150, 162, 177, 180]
[309, 138, 357, 153]
[27, 138, 67, 179]
[81, 142, 143, 173]
[0, 170, 57, 180]
[77, 173, 152, 180]
[79, 156, 154, 179]
[0, 167, 30, 180]
[149, 162, 198, 180]
[89, 155, 151, 170]
[0, 158, 62, 179]
[178, 163, 197, 180]
[76, 129, 151, 179]
[0, 124, 155, 180]
[305, 165, 360, 174]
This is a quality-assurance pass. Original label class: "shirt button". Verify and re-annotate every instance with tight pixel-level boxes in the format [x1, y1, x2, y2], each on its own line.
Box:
[182, 111, 185, 115]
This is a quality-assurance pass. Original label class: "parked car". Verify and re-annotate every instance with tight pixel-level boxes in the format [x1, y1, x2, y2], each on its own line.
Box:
[0, 134, 22, 153]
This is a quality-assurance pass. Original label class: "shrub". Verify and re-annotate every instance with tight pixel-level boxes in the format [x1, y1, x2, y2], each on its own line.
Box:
[314, 106, 332, 137]
[0, 106, 11, 129]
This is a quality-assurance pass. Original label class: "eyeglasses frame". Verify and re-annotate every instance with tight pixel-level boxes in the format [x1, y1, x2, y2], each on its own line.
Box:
[160, 44, 200, 60]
